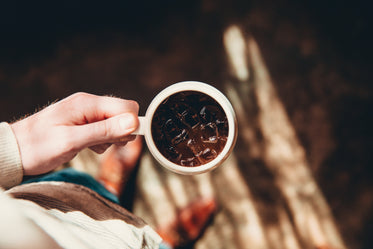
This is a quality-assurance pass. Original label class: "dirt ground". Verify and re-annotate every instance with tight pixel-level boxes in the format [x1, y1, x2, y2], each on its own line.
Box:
[0, 1, 371, 248]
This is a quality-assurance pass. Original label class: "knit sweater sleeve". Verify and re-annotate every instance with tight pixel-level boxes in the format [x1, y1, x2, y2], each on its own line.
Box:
[0, 122, 23, 189]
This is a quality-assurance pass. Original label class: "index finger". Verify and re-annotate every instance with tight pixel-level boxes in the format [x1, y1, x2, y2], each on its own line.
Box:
[58, 92, 140, 125]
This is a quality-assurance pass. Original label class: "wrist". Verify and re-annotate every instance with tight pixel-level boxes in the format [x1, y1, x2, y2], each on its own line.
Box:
[0, 122, 23, 189]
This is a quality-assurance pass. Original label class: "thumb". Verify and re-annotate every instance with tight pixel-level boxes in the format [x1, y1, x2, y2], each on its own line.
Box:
[72, 112, 139, 149]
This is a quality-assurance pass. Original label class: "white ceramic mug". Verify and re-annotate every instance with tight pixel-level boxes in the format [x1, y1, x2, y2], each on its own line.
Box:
[133, 81, 237, 174]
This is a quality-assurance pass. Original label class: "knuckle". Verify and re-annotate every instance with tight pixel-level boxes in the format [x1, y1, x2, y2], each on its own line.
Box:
[101, 121, 110, 138]
[126, 100, 139, 113]
[63, 92, 96, 114]
[96, 120, 113, 141]
[69, 92, 92, 103]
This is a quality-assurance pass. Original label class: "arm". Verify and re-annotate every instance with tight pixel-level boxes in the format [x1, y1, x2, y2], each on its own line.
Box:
[0, 92, 139, 188]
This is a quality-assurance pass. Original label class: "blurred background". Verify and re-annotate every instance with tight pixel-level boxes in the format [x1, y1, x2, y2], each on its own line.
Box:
[0, 0, 371, 248]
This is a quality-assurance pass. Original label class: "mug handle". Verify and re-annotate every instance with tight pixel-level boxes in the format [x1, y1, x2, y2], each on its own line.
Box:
[132, 116, 147, 135]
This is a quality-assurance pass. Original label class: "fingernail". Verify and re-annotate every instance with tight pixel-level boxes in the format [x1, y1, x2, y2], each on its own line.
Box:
[119, 114, 135, 132]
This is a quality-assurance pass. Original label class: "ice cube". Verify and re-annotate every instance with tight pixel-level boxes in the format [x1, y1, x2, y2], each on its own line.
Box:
[174, 102, 189, 118]
[199, 148, 218, 162]
[180, 157, 200, 167]
[187, 138, 204, 157]
[165, 146, 182, 162]
[216, 117, 229, 140]
[180, 110, 200, 128]
[200, 122, 218, 143]
[171, 129, 188, 146]
[199, 105, 221, 122]
[163, 119, 182, 138]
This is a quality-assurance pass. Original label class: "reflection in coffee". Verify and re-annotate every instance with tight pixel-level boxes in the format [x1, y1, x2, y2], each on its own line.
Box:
[151, 91, 228, 167]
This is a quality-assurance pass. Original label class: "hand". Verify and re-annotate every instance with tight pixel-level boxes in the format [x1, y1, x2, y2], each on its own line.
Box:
[11, 92, 139, 176]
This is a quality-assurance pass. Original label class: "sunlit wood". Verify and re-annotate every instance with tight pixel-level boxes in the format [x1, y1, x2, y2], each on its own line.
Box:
[223, 25, 250, 81]
[135, 152, 177, 228]
[247, 35, 345, 249]
[216, 155, 268, 249]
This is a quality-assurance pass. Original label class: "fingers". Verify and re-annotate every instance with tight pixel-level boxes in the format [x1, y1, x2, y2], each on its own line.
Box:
[89, 135, 137, 154]
[57, 93, 139, 124]
[89, 143, 112, 154]
[72, 112, 139, 150]
[114, 135, 137, 146]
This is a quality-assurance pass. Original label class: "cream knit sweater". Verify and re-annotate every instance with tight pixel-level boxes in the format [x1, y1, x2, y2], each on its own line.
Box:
[0, 122, 161, 249]
[0, 122, 23, 189]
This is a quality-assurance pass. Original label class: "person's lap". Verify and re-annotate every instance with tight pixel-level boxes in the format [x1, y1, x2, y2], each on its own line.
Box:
[22, 168, 173, 249]
[22, 167, 120, 204]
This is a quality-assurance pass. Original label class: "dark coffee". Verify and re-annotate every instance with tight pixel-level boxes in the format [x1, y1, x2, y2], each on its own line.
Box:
[151, 91, 228, 167]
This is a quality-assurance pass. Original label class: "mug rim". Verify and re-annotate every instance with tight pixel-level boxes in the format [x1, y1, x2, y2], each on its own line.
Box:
[143, 81, 237, 174]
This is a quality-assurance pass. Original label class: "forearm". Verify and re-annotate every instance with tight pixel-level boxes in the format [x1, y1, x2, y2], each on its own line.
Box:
[0, 122, 23, 189]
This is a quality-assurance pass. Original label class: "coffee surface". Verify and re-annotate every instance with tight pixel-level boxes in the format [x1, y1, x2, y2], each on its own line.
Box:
[151, 91, 228, 167]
